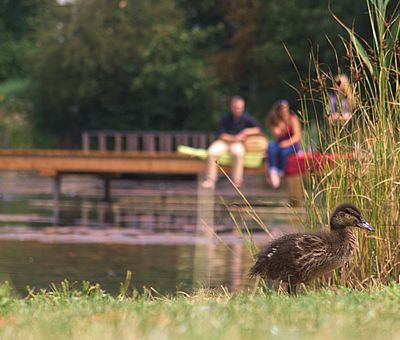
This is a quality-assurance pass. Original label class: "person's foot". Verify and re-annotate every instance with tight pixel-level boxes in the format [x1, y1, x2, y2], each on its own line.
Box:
[233, 180, 242, 189]
[269, 170, 280, 189]
[201, 179, 215, 189]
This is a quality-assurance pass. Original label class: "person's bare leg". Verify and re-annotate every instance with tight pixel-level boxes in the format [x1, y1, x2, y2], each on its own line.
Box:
[201, 140, 228, 189]
[229, 142, 245, 188]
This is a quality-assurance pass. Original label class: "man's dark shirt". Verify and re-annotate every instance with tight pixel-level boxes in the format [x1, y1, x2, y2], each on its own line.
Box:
[218, 112, 260, 136]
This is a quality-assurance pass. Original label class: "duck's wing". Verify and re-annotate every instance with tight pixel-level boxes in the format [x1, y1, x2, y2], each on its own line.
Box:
[293, 234, 333, 277]
[248, 233, 311, 279]
[249, 233, 333, 282]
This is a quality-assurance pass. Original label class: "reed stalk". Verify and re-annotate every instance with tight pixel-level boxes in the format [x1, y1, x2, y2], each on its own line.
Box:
[300, 0, 400, 286]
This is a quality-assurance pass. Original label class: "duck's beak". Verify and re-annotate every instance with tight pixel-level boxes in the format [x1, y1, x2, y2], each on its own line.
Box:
[356, 219, 374, 232]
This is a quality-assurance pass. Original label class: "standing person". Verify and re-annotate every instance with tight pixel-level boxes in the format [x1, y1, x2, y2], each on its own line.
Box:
[201, 96, 262, 189]
[327, 74, 353, 124]
[266, 100, 302, 189]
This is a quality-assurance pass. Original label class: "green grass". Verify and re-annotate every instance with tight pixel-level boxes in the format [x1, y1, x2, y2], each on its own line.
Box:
[0, 282, 400, 339]
[0, 78, 30, 98]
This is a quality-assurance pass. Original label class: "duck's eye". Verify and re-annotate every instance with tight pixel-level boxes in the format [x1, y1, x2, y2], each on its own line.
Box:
[337, 211, 346, 218]
[344, 213, 359, 223]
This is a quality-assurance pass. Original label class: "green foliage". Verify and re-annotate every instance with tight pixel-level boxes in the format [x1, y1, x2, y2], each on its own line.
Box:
[0, 0, 382, 147]
[209, 0, 371, 116]
[0, 36, 35, 81]
[0, 78, 30, 97]
[0, 79, 33, 148]
[131, 24, 221, 130]
[31, 0, 221, 145]
[0, 0, 49, 38]
[0, 0, 51, 81]
[0, 1, 50, 147]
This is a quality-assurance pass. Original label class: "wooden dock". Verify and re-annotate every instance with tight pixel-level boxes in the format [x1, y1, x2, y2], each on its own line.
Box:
[0, 150, 208, 176]
[0, 125, 311, 206]
[0, 130, 312, 233]
[0, 150, 200, 201]
[0, 147, 308, 231]
[0, 149, 278, 195]
[0, 149, 304, 205]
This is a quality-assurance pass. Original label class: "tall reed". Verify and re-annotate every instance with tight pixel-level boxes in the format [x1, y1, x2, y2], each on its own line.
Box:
[300, 0, 400, 286]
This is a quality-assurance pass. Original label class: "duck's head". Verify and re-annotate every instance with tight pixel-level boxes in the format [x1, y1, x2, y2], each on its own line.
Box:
[330, 203, 374, 232]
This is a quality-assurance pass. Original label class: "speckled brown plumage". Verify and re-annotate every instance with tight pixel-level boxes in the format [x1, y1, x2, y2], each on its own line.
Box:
[249, 203, 374, 294]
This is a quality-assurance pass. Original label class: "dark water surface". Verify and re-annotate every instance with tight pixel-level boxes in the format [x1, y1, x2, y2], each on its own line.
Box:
[0, 172, 304, 295]
[0, 241, 252, 295]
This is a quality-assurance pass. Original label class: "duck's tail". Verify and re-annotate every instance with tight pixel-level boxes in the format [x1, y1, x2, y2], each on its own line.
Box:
[248, 265, 259, 278]
[248, 254, 266, 278]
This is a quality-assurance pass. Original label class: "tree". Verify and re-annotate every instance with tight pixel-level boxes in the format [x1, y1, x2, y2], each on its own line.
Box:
[0, 0, 52, 81]
[31, 0, 221, 146]
[207, 0, 370, 116]
[130, 25, 220, 130]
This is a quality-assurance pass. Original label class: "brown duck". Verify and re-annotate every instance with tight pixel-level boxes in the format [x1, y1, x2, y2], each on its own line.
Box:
[250, 203, 374, 294]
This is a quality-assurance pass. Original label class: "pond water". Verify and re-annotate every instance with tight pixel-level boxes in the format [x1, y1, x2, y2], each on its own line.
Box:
[0, 172, 305, 295]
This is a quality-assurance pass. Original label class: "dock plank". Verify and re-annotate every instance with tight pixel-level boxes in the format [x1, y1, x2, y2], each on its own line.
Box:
[0, 150, 267, 176]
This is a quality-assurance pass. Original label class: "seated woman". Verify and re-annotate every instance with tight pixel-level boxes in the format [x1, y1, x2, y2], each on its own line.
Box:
[266, 100, 302, 189]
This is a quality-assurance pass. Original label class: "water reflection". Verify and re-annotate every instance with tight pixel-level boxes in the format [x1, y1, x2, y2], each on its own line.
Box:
[0, 241, 254, 295]
[0, 198, 304, 232]
[0, 172, 305, 294]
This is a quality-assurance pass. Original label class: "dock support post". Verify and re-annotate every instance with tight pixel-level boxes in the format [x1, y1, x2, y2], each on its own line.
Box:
[196, 174, 215, 236]
[53, 174, 61, 202]
[81, 202, 89, 226]
[97, 204, 106, 225]
[104, 177, 111, 202]
[52, 174, 61, 224]
[286, 175, 304, 207]
[113, 205, 121, 227]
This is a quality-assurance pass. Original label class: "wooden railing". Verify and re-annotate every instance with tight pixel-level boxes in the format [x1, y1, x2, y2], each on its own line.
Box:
[81, 131, 216, 152]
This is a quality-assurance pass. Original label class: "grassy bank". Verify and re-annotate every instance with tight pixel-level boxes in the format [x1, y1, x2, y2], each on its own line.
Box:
[0, 283, 400, 339]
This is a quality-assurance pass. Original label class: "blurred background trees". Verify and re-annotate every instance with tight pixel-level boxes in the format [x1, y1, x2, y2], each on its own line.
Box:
[0, 0, 370, 147]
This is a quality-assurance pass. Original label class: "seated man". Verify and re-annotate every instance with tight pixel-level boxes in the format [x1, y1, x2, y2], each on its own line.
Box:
[201, 96, 262, 189]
